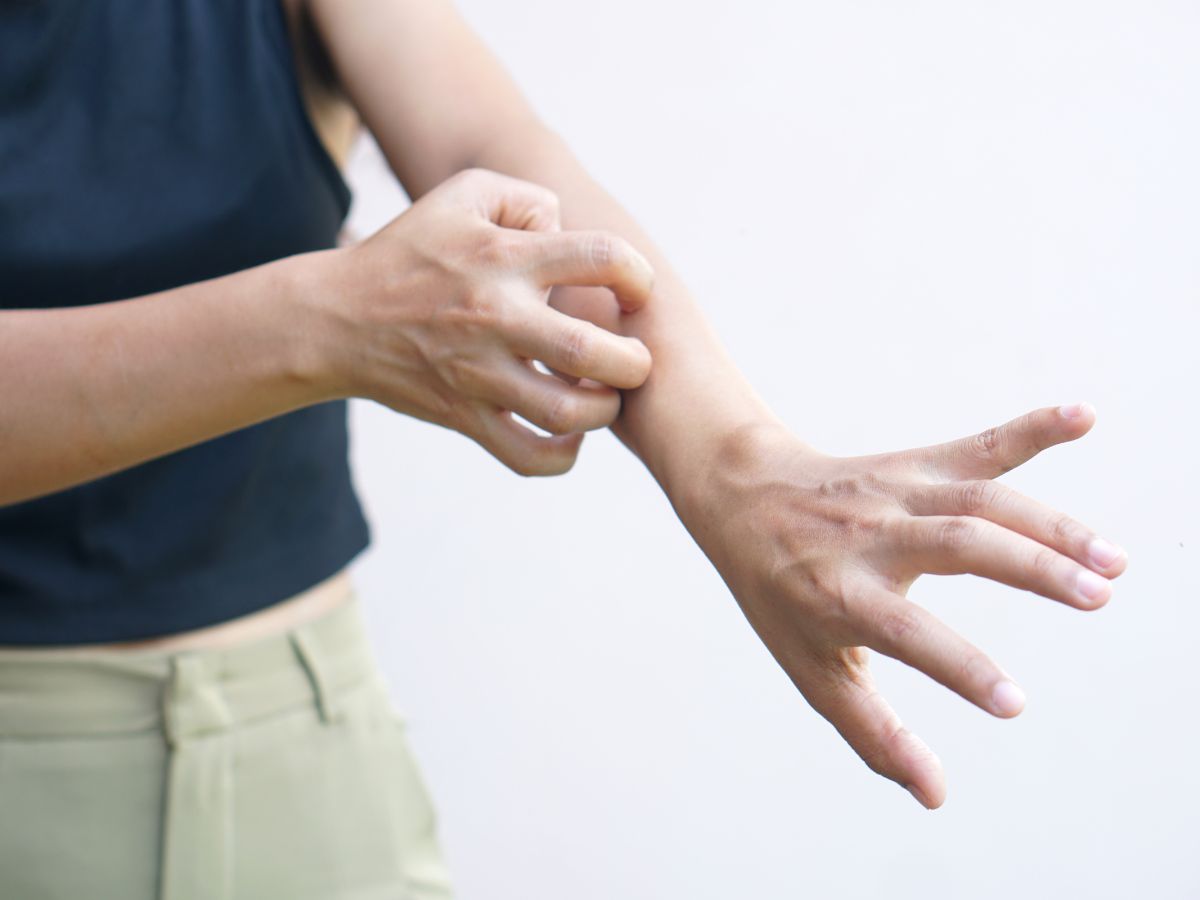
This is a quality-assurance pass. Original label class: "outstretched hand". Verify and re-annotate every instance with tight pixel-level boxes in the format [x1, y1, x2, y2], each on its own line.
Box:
[679, 403, 1126, 808]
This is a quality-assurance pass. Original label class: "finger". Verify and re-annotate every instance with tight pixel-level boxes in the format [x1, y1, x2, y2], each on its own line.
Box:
[798, 653, 946, 809]
[891, 515, 1114, 610]
[441, 167, 561, 232]
[914, 403, 1096, 481]
[904, 480, 1128, 578]
[521, 230, 655, 312]
[475, 408, 584, 477]
[507, 307, 652, 390]
[852, 584, 1026, 719]
[481, 360, 621, 435]
[530, 358, 581, 386]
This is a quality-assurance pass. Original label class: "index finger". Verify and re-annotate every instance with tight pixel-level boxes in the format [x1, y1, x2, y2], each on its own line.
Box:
[913, 403, 1096, 481]
[508, 306, 652, 390]
[521, 230, 655, 313]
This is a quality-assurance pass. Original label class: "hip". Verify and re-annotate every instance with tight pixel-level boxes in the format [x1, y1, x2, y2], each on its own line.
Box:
[0, 581, 455, 900]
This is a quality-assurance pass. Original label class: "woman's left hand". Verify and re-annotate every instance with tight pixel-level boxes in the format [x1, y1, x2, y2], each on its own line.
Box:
[675, 402, 1127, 808]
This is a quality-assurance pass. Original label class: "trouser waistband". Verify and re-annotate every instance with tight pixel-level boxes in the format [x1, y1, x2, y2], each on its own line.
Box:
[0, 587, 373, 741]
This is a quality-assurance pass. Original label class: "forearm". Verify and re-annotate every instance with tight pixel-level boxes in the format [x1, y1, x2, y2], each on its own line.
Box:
[0, 253, 333, 505]
[307, 0, 786, 495]
[471, 125, 787, 497]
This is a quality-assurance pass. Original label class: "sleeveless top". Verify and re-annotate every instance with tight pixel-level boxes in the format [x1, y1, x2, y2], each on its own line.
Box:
[0, 0, 372, 644]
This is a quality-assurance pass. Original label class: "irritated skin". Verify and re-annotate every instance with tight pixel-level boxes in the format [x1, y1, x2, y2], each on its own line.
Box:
[0, 0, 1128, 808]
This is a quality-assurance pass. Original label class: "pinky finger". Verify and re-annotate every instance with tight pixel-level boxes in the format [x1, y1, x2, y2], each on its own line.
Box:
[798, 656, 946, 809]
[476, 407, 584, 476]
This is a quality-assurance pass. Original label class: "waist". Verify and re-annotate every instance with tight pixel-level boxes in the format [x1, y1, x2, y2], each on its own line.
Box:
[0, 578, 376, 740]
[0, 566, 355, 655]
[0, 402, 371, 645]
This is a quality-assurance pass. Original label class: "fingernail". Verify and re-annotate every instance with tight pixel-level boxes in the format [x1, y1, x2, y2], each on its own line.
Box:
[905, 783, 930, 808]
[1058, 403, 1085, 419]
[1087, 537, 1123, 568]
[991, 680, 1026, 716]
[1076, 568, 1111, 605]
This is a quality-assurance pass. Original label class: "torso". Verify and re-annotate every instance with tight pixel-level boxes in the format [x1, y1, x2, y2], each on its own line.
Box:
[0, 1, 361, 655]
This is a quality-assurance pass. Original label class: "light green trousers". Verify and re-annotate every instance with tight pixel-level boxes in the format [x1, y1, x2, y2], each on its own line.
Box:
[0, 594, 455, 900]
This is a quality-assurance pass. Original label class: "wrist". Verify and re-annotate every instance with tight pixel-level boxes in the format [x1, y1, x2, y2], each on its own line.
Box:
[616, 366, 805, 519]
[271, 246, 359, 404]
[605, 290, 796, 500]
[666, 417, 822, 526]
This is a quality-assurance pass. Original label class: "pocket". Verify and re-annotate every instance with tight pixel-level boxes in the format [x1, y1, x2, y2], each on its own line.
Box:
[378, 714, 456, 900]
[228, 683, 430, 899]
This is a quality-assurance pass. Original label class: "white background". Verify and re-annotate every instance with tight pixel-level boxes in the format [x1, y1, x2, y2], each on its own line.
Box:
[340, 2, 1198, 898]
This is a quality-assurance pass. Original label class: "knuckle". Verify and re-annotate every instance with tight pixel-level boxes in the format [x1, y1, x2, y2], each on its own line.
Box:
[810, 568, 858, 618]
[503, 435, 580, 479]
[502, 443, 550, 478]
[842, 512, 888, 543]
[548, 450, 579, 475]
[585, 232, 618, 271]
[1029, 547, 1060, 581]
[874, 605, 922, 649]
[475, 230, 521, 269]
[453, 286, 500, 329]
[536, 442, 580, 476]
[507, 454, 542, 477]
[557, 326, 595, 371]
[456, 165, 493, 186]
[935, 517, 979, 552]
[970, 426, 1005, 458]
[486, 437, 526, 475]
[444, 166, 493, 197]
[441, 355, 484, 393]
[958, 651, 992, 688]
[1047, 514, 1077, 547]
[958, 480, 996, 514]
[539, 393, 581, 434]
[850, 700, 905, 778]
[817, 472, 887, 500]
[857, 741, 891, 778]
[829, 586, 878, 642]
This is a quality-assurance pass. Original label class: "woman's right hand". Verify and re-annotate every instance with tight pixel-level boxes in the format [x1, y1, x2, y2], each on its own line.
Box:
[313, 167, 655, 476]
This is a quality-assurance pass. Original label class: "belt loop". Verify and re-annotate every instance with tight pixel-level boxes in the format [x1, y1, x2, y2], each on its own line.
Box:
[290, 625, 343, 725]
[160, 651, 234, 900]
[163, 654, 232, 747]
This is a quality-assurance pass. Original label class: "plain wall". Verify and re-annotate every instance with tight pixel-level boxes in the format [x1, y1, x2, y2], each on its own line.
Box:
[340, 2, 1198, 898]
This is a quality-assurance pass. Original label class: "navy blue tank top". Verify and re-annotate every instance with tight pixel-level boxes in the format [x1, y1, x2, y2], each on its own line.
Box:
[0, 0, 371, 643]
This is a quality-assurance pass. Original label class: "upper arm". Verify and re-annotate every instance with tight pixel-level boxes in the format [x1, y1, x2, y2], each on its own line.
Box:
[306, 0, 547, 198]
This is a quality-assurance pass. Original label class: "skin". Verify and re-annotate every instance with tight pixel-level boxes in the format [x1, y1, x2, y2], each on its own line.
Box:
[0, 0, 1127, 808]
[0, 170, 654, 503]
[302, 0, 1128, 807]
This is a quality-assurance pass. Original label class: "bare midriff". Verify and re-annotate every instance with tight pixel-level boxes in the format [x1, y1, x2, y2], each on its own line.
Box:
[0, 566, 354, 656]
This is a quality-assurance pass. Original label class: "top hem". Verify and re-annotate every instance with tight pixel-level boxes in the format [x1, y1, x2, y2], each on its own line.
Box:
[0, 513, 372, 646]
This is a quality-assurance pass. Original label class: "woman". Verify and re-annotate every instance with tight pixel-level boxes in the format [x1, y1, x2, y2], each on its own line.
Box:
[0, 0, 1127, 897]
